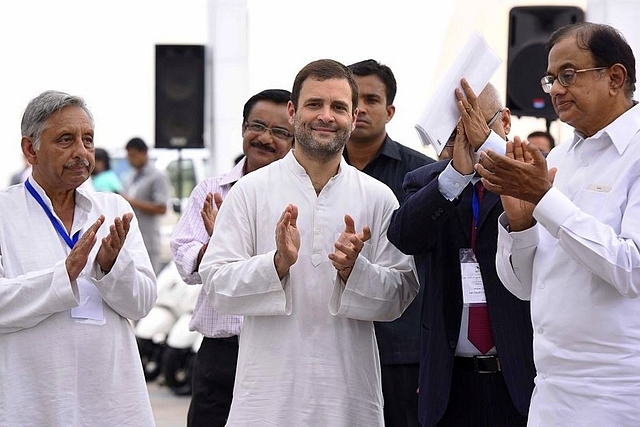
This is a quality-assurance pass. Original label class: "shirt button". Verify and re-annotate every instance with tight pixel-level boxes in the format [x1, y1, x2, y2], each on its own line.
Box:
[537, 327, 543, 334]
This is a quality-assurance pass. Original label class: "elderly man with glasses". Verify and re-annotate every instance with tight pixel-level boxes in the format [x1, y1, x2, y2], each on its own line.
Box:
[387, 79, 535, 427]
[477, 22, 640, 426]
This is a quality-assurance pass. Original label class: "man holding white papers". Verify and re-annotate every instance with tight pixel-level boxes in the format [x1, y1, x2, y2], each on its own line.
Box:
[414, 32, 502, 157]
[388, 80, 535, 427]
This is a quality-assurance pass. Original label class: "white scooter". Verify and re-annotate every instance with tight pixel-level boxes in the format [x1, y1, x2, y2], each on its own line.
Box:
[135, 260, 202, 385]
[162, 309, 203, 395]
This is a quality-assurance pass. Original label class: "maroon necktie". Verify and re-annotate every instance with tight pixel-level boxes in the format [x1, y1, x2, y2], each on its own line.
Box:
[468, 181, 494, 354]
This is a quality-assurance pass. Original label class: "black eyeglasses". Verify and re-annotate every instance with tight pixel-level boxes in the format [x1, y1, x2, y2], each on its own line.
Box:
[245, 121, 294, 140]
[448, 109, 503, 141]
[540, 67, 607, 93]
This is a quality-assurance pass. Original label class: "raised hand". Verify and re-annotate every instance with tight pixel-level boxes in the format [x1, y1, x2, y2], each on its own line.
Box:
[96, 213, 133, 273]
[498, 137, 537, 230]
[274, 204, 300, 279]
[476, 136, 557, 231]
[201, 192, 223, 237]
[329, 214, 372, 281]
[456, 78, 492, 151]
[66, 215, 104, 281]
[450, 122, 477, 176]
[476, 136, 554, 203]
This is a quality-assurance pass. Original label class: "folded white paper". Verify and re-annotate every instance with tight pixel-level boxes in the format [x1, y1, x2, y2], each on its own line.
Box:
[415, 32, 502, 155]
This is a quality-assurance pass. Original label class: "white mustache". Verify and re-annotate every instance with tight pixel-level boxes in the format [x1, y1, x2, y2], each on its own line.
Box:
[64, 159, 90, 168]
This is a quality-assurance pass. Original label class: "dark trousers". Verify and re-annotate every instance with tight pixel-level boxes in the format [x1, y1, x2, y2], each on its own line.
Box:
[381, 363, 421, 427]
[187, 336, 239, 427]
[435, 362, 527, 427]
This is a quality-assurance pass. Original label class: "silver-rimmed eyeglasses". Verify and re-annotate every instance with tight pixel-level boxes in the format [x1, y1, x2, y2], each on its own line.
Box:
[245, 121, 294, 140]
[540, 67, 607, 93]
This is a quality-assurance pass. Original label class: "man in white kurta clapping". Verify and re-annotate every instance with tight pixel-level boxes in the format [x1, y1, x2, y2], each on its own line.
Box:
[0, 90, 157, 427]
[199, 59, 419, 427]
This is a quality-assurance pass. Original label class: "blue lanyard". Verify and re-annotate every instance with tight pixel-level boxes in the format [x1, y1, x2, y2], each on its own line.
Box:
[472, 185, 480, 229]
[25, 180, 80, 249]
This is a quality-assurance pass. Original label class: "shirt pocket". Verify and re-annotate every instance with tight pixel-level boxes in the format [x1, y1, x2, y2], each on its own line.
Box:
[573, 186, 611, 218]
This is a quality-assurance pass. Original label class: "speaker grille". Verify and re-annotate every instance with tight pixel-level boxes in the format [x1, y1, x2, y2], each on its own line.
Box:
[155, 45, 205, 149]
[506, 6, 584, 119]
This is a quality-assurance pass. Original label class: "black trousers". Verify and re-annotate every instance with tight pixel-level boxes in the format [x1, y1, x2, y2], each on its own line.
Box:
[381, 363, 421, 427]
[435, 362, 527, 427]
[187, 336, 239, 427]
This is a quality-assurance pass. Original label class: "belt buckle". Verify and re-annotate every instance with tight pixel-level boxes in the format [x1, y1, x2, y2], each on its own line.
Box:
[473, 355, 500, 373]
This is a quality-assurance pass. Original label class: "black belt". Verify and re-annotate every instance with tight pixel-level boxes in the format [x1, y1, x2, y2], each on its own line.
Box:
[204, 335, 238, 344]
[454, 355, 501, 373]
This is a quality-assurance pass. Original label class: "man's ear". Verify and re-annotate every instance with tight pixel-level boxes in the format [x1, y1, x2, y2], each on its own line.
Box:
[351, 108, 359, 131]
[287, 100, 296, 125]
[386, 104, 396, 123]
[21, 136, 37, 166]
[500, 108, 512, 136]
[609, 63, 627, 93]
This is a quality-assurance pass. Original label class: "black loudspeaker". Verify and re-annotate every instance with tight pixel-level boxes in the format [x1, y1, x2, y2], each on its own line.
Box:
[155, 45, 205, 149]
[506, 6, 584, 119]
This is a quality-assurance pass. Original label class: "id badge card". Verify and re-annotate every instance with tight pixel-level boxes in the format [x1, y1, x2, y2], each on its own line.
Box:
[71, 275, 105, 325]
[459, 248, 487, 304]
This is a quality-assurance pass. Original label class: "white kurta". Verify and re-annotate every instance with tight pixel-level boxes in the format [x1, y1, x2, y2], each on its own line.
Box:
[200, 151, 419, 427]
[496, 104, 640, 427]
[0, 178, 157, 427]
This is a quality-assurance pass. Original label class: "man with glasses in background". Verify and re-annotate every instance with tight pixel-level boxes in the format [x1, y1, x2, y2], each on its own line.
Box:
[171, 89, 294, 427]
[388, 80, 535, 427]
[477, 22, 640, 425]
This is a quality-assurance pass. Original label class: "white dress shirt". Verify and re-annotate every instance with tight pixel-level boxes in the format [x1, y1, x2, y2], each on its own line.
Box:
[496, 103, 640, 426]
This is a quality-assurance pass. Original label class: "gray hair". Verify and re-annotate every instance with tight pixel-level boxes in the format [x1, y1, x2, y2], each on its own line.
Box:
[21, 90, 94, 150]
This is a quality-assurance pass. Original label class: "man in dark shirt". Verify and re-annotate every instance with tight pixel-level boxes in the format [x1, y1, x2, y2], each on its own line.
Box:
[343, 59, 435, 427]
